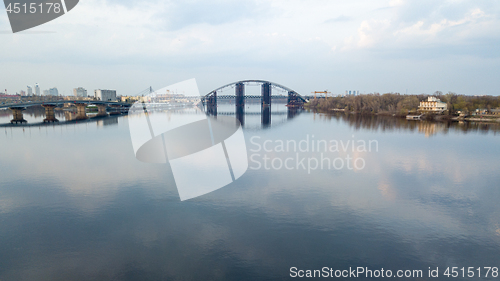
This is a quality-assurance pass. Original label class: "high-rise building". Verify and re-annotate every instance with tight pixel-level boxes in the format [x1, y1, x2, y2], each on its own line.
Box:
[20, 90, 26, 96]
[34, 83, 40, 96]
[48, 87, 59, 96]
[94, 89, 117, 101]
[27, 86, 33, 96]
[73, 87, 87, 97]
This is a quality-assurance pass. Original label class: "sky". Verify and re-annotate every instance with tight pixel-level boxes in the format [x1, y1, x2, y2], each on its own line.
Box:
[1, 0, 499, 96]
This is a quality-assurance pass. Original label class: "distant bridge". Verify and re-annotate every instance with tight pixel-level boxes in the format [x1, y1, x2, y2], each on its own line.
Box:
[211, 95, 288, 100]
[0, 100, 131, 109]
[0, 100, 131, 124]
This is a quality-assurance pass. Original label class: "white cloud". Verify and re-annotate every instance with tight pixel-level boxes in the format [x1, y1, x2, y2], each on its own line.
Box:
[394, 8, 488, 38]
[338, 5, 497, 53]
[357, 19, 392, 48]
[0, 0, 499, 96]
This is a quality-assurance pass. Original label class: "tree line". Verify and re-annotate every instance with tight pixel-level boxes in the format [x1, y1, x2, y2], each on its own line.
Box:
[306, 92, 500, 116]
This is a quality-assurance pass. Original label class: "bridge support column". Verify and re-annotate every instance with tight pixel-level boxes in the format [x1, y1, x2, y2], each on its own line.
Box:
[262, 105, 271, 128]
[261, 83, 271, 128]
[261, 82, 271, 107]
[207, 91, 217, 116]
[75, 103, 88, 120]
[236, 105, 245, 127]
[42, 104, 59, 123]
[97, 104, 108, 116]
[234, 82, 245, 125]
[235, 82, 245, 107]
[9, 107, 27, 124]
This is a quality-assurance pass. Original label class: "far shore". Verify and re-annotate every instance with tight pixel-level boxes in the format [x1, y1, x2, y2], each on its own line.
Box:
[305, 92, 500, 123]
[310, 108, 500, 123]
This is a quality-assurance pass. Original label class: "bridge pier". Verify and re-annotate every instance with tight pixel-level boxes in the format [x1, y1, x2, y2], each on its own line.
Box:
[207, 91, 217, 116]
[261, 105, 271, 128]
[261, 83, 271, 128]
[42, 104, 59, 123]
[234, 83, 245, 125]
[236, 105, 245, 127]
[262, 82, 271, 107]
[96, 104, 108, 116]
[9, 107, 27, 124]
[236, 82, 245, 107]
[75, 103, 88, 120]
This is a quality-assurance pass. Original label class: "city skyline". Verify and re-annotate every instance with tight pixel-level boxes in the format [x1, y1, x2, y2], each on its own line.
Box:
[1, 84, 119, 98]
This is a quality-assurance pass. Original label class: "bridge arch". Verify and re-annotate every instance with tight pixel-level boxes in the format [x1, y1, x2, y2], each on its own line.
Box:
[205, 80, 300, 96]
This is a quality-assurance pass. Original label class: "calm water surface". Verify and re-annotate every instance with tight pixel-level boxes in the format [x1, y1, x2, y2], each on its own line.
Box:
[0, 105, 499, 280]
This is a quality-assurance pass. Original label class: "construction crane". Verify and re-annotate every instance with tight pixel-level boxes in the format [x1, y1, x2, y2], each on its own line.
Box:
[311, 90, 331, 99]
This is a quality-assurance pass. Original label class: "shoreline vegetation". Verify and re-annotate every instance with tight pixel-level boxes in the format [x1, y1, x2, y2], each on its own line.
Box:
[305, 92, 500, 123]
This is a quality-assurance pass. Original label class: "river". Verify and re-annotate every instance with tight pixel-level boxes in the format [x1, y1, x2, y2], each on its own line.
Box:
[0, 104, 499, 280]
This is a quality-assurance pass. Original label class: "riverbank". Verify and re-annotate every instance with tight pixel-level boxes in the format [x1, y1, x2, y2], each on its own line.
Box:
[305, 93, 500, 123]
[307, 107, 500, 123]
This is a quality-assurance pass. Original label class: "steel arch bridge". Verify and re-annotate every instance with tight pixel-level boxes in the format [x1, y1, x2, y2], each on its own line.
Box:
[201, 80, 306, 115]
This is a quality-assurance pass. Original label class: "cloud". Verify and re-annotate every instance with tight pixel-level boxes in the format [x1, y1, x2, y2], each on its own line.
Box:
[339, 2, 500, 58]
[324, 15, 352, 23]
[162, 0, 273, 31]
[357, 19, 392, 48]
[393, 8, 488, 38]
[1, 0, 500, 96]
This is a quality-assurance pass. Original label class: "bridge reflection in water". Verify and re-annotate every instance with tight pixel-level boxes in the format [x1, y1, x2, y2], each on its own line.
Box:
[210, 101, 303, 129]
